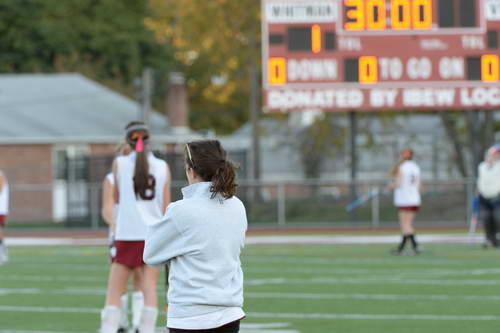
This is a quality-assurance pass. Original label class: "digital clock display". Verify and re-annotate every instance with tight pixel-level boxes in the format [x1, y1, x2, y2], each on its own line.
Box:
[343, 0, 477, 31]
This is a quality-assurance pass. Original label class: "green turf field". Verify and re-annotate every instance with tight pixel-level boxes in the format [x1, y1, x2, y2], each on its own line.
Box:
[1, 242, 500, 333]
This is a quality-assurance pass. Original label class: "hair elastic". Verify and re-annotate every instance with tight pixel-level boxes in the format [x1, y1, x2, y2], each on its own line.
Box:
[136, 137, 144, 153]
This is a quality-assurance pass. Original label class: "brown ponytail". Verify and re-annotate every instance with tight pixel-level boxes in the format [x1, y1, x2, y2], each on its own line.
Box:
[390, 161, 402, 177]
[212, 160, 237, 199]
[185, 140, 237, 200]
[134, 150, 153, 200]
[125, 121, 154, 200]
[390, 149, 414, 177]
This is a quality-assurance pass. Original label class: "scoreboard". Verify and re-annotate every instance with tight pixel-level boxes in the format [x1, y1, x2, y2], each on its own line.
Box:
[262, 0, 500, 112]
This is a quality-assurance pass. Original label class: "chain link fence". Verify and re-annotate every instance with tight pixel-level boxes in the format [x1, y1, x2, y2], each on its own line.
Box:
[7, 177, 475, 229]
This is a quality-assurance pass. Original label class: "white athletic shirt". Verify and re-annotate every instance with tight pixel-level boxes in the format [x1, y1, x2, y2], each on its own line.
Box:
[115, 153, 169, 241]
[477, 161, 500, 199]
[394, 160, 421, 207]
[0, 172, 9, 215]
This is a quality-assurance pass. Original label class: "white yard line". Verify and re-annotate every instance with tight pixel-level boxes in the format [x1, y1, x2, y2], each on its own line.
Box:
[0, 305, 99, 313]
[245, 256, 472, 266]
[0, 305, 498, 321]
[245, 276, 500, 286]
[0, 275, 105, 282]
[248, 312, 500, 321]
[246, 266, 500, 277]
[246, 234, 483, 245]
[2, 274, 499, 286]
[5, 234, 484, 247]
[0, 324, 300, 333]
[245, 292, 500, 302]
[8, 262, 500, 277]
[5, 238, 106, 246]
[2, 288, 500, 302]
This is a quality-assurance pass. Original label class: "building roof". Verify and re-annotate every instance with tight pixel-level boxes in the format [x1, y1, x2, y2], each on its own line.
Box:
[0, 73, 198, 144]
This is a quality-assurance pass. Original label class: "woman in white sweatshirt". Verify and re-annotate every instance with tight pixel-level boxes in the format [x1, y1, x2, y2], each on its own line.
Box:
[144, 140, 247, 333]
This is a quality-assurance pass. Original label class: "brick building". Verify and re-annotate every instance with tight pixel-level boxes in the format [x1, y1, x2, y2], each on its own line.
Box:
[0, 73, 198, 224]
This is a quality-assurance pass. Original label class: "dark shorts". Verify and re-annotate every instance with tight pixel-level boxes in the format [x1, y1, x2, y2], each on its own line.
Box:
[169, 320, 240, 333]
[111, 240, 145, 269]
[0, 215, 6, 227]
[399, 206, 420, 212]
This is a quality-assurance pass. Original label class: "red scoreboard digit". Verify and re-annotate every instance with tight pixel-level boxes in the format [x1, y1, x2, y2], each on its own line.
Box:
[262, 0, 500, 112]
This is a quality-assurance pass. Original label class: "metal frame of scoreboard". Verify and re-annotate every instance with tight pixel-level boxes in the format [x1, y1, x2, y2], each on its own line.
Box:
[262, 0, 500, 112]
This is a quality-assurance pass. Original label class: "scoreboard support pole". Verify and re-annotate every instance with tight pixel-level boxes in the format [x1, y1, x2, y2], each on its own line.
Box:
[349, 111, 359, 222]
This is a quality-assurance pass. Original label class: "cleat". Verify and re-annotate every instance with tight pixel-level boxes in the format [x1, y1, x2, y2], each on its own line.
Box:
[117, 328, 127, 333]
[0, 245, 8, 264]
[390, 248, 402, 255]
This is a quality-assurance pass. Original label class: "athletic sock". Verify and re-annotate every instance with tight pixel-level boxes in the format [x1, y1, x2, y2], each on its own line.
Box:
[409, 234, 418, 249]
[119, 294, 129, 329]
[100, 306, 121, 333]
[0, 240, 7, 264]
[139, 306, 158, 333]
[398, 235, 409, 252]
[132, 291, 144, 329]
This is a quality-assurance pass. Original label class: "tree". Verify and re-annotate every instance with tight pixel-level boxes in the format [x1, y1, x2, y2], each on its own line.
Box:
[298, 114, 345, 179]
[0, 0, 173, 98]
[146, 0, 261, 134]
[440, 110, 497, 178]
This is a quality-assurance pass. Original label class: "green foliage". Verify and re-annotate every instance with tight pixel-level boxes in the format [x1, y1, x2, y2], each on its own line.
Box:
[0, 0, 173, 97]
[147, 0, 261, 134]
[298, 114, 345, 179]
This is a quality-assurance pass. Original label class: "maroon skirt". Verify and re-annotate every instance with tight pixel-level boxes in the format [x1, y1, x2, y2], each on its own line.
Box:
[111, 240, 145, 268]
[398, 206, 420, 212]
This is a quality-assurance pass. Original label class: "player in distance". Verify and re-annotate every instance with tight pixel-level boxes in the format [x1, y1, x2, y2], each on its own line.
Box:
[100, 122, 171, 333]
[390, 149, 422, 255]
[477, 144, 500, 248]
[0, 169, 9, 264]
[102, 143, 144, 333]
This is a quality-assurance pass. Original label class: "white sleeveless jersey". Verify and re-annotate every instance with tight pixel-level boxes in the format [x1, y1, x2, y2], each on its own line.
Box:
[0, 174, 9, 215]
[394, 160, 421, 207]
[115, 153, 169, 241]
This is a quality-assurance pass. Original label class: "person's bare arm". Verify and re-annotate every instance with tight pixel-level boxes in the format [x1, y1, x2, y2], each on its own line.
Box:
[163, 165, 172, 213]
[112, 159, 119, 204]
[0, 171, 5, 193]
[101, 178, 114, 227]
[390, 171, 402, 190]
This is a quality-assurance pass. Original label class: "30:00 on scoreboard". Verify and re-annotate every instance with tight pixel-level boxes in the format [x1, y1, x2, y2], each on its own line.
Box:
[343, 0, 475, 31]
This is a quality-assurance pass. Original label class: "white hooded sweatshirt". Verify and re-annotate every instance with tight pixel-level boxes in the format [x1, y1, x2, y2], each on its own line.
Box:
[143, 182, 247, 329]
